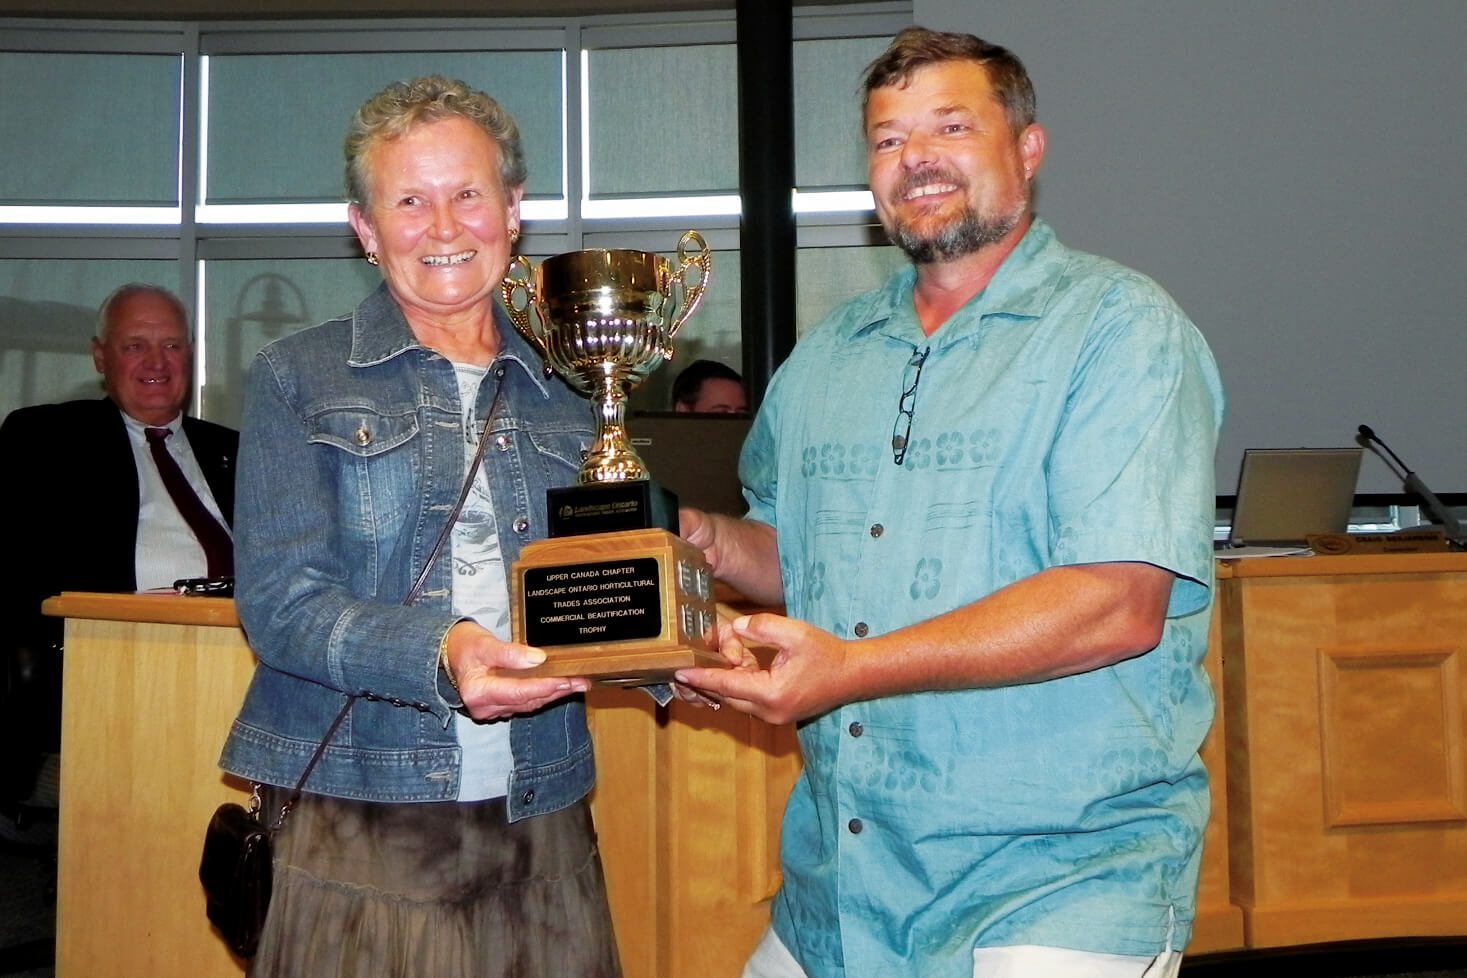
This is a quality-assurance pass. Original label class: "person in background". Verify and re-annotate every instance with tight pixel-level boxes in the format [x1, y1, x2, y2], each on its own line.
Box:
[0, 283, 236, 831]
[216, 76, 620, 976]
[671, 357, 748, 414]
[676, 26, 1224, 978]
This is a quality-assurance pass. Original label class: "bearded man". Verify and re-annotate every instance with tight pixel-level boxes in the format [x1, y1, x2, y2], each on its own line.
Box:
[676, 26, 1226, 978]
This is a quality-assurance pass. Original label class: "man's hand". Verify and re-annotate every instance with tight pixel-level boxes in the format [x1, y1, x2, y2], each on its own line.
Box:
[441, 621, 590, 721]
[678, 508, 784, 606]
[675, 613, 854, 726]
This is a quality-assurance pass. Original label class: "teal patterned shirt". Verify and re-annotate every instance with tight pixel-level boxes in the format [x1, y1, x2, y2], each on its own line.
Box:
[743, 219, 1225, 978]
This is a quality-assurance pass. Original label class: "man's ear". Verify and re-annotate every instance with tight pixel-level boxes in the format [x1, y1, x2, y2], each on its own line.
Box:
[1020, 123, 1046, 180]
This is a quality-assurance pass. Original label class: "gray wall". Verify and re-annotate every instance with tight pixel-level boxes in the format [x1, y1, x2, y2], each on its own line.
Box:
[915, 0, 1467, 494]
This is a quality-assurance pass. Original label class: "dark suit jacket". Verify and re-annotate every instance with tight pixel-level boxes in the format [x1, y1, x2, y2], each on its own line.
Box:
[0, 397, 238, 650]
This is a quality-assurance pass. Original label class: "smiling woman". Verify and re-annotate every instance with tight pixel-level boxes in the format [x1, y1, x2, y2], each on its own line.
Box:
[347, 105, 523, 364]
[215, 76, 620, 978]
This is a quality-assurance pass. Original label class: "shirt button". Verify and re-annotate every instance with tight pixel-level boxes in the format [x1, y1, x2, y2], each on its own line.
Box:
[848, 721, 863, 738]
[869, 523, 883, 538]
[494, 434, 511, 451]
[848, 818, 863, 835]
[853, 622, 869, 638]
[513, 517, 530, 533]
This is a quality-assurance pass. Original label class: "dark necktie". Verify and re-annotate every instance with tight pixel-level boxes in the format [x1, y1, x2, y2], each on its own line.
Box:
[144, 426, 234, 578]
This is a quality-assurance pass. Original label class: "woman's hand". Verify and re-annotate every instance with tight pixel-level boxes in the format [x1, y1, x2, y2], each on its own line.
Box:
[441, 621, 591, 720]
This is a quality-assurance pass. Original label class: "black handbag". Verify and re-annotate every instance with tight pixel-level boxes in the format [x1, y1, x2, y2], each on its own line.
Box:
[198, 789, 274, 957]
[198, 699, 353, 958]
[198, 396, 499, 956]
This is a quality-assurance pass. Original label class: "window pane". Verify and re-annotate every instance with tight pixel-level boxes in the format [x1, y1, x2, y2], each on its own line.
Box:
[201, 258, 379, 427]
[0, 52, 180, 206]
[0, 259, 184, 419]
[587, 45, 738, 197]
[206, 52, 564, 204]
[795, 245, 906, 336]
[636, 246, 741, 411]
[793, 36, 888, 190]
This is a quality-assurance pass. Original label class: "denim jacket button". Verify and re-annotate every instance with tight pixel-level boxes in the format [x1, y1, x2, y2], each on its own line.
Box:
[522, 789, 535, 805]
[494, 434, 510, 451]
[513, 517, 530, 533]
[354, 427, 370, 446]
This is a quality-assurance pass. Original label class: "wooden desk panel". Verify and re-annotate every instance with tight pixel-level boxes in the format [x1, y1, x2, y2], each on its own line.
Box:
[44, 594, 251, 978]
[587, 691, 801, 978]
[1219, 554, 1467, 947]
[1192, 605, 1247, 951]
[62, 555, 1467, 975]
[41, 592, 800, 978]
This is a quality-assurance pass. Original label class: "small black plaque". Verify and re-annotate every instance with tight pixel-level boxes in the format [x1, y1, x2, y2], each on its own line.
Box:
[547, 481, 678, 537]
[522, 556, 664, 647]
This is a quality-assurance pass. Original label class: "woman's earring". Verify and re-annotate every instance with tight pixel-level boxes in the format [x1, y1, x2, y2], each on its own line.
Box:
[509, 227, 520, 245]
[365, 252, 380, 266]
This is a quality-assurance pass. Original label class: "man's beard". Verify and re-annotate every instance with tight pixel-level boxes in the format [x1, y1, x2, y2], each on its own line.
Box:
[883, 169, 1028, 264]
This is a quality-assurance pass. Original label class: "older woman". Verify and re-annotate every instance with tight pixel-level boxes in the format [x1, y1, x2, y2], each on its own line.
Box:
[218, 77, 620, 977]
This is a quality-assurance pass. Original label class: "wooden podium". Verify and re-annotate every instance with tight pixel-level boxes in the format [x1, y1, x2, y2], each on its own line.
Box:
[1218, 552, 1467, 947]
[43, 553, 1467, 975]
[42, 592, 254, 978]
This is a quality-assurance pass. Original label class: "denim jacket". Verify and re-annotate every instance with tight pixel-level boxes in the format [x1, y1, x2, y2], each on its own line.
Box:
[219, 283, 597, 820]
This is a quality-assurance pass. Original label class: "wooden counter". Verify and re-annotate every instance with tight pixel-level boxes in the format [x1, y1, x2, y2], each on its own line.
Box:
[45, 553, 1467, 974]
[1218, 553, 1467, 947]
[42, 592, 253, 978]
[40, 590, 797, 978]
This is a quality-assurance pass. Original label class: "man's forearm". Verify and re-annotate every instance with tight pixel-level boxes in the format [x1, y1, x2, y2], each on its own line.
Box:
[848, 562, 1176, 696]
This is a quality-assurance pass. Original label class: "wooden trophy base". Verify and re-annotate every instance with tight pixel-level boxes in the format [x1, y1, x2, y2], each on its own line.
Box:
[511, 527, 724, 685]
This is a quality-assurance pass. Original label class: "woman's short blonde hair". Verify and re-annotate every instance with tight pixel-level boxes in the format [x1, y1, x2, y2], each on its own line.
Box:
[344, 75, 527, 208]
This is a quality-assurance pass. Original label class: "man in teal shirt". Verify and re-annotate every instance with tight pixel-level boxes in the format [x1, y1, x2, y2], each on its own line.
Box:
[677, 26, 1224, 978]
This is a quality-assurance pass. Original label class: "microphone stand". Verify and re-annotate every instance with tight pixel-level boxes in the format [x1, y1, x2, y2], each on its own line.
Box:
[1356, 424, 1466, 550]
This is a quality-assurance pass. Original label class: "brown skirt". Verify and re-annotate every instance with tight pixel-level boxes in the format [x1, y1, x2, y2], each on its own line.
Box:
[249, 791, 622, 978]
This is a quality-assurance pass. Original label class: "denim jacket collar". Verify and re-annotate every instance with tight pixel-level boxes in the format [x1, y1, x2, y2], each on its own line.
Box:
[348, 281, 554, 401]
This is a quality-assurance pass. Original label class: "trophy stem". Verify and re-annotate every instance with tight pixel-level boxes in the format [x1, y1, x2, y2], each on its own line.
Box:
[580, 371, 649, 484]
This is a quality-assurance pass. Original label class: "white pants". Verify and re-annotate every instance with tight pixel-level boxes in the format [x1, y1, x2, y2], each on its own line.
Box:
[742, 927, 1185, 978]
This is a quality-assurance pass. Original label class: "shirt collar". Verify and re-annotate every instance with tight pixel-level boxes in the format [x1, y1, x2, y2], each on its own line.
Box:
[853, 217, 1066, 350]
[115, 401, 183, 435]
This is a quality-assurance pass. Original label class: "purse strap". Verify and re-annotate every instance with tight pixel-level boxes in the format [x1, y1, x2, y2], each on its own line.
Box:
[260, 372, 507, 831]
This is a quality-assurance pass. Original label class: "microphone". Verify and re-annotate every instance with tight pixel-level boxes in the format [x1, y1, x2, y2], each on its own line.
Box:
[1357, 424, 1465, 548]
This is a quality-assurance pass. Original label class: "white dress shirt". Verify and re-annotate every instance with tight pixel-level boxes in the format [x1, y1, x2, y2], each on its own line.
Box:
[122, 412, 232, 590]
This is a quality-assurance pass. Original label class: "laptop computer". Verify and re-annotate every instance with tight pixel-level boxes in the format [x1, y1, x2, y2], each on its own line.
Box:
[1227, 447, 1363, 548]
[627, 412, 752, 517]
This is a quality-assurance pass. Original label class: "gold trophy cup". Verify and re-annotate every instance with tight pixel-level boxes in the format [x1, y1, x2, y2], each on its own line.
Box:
[501, 230, 723, 684]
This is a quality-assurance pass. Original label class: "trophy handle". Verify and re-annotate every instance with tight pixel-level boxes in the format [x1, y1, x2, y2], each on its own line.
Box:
[667, 230, 712, 341]
[501, 255, 548, 359]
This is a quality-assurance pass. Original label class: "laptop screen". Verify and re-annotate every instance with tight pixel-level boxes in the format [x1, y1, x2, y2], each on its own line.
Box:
[627, 412, 752, 517]
[1228, 447, 1362, 547]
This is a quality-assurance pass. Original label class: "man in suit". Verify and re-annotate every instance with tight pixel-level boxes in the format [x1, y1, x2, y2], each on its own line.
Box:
[0, 283, 238, 823]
